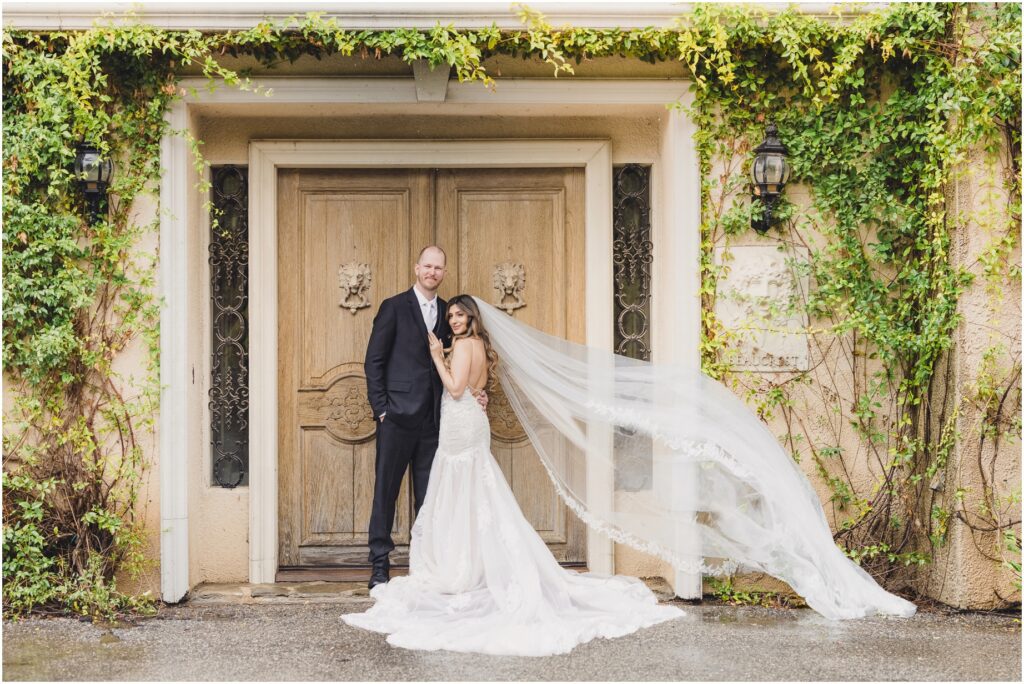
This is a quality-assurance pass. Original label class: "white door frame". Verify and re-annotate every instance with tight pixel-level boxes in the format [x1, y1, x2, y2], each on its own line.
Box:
[250, 139, 612, 583]
[159, 78, 699, 601]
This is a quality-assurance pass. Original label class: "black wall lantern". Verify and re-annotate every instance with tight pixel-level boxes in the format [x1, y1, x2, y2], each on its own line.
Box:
[74, 143, 114, 225]
[750, 122, 791, 234]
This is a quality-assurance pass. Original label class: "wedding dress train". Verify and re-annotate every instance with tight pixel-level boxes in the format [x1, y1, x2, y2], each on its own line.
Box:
[341, 388, 684, 656]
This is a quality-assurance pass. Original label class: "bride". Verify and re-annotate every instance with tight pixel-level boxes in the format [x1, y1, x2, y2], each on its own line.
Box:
[342, 295, 684, 656]
[342, 294, 916, 656]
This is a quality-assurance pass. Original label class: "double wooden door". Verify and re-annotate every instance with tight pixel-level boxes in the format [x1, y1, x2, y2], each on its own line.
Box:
[277, 167, 586, 572]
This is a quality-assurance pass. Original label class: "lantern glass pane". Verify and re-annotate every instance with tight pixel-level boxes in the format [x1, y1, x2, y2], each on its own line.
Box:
[751, 155, 766, 185]
[79, 151, 102, 182]
[764, 154, 783, 184]
[100, 159, 114, 184]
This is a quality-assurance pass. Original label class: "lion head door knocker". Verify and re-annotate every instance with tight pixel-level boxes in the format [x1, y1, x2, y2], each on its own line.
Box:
[338, 261, 372, 314]
[492, 262, 526, 315]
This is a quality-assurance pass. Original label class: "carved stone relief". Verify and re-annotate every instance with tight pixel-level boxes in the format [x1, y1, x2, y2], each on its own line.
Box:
[492, 262, 526, 315]
[338, 261, 372, 314]
[713, 245, 810, 371]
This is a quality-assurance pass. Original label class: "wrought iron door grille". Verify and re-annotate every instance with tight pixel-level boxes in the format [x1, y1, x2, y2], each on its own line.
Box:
[209, 165, 249, 488]
[613, 165, 653, 360]
[612, 164, 653, 490]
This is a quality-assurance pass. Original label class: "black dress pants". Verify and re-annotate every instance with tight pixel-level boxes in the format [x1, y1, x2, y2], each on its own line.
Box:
[367, 413, 438, 564]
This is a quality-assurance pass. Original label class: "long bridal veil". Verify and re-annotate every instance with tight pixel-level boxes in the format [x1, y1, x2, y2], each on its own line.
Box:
[472, 296, 916, 620]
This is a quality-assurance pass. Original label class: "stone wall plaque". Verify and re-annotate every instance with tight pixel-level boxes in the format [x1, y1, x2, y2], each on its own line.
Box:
[713, 245, 810, 371]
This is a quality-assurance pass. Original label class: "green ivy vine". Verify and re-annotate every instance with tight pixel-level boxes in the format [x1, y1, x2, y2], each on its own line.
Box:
[3, 3, 1020, 617]
[682, 3, 1021, 598]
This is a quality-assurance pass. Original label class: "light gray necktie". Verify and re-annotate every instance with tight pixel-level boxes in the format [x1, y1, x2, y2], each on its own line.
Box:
[423, 299, 436, 330]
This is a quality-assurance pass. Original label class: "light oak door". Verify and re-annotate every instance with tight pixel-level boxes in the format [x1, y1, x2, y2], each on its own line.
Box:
[277, 169, 433, 567]
[277, 167, 586, 570]
[436, 168, 587, 564]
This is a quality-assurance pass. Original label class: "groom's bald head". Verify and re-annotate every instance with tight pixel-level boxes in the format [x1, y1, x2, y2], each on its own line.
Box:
[417, 245, 446, 266]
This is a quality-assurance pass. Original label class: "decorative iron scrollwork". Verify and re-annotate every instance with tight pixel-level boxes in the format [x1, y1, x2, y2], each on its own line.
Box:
[613, 165, 653, 491]
[492, 262, 527, 315]
[613, 164, 653, 361]
[338, 261, 372, 314]
[209, 166, 249, 488]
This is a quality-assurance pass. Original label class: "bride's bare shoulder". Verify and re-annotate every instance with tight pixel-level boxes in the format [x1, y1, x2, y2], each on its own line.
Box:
[451, 336, 484, 352]
[452, 336, 486, 360]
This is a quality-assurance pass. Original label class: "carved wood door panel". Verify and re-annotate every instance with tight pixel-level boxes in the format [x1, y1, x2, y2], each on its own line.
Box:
[436, 168, 587, 564]
[278, 167, 587, 569]
[277, 169, 433, 567]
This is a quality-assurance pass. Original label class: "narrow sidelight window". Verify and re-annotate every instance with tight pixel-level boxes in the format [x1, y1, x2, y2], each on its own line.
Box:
[209, 166, 249, 487]
[612, 164, 652, 361]
[612, 164, 653, 490]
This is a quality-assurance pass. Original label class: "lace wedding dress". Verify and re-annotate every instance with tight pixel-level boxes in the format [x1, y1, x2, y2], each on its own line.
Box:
[341, 387, 684, 657]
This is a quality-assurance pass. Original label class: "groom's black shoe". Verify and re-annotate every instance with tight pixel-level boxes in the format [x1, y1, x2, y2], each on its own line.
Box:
[368, 558, 390, 590]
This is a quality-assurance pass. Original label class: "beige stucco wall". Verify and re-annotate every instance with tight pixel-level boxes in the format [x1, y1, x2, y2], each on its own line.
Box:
[112, 190, 163, 599]
[698, 174, 891, 598]
[926, 145, 1022, 608]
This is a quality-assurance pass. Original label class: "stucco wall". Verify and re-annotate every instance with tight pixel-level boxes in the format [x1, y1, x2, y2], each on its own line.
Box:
[926, 145, 1022, 609]
[113, 190, 163, 598]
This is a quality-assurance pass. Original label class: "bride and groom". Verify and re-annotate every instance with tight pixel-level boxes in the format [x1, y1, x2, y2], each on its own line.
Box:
[343, 245, 916, 657]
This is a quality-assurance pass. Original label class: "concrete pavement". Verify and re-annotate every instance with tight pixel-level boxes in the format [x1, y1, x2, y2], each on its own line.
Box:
[2, 582, 1020, 681]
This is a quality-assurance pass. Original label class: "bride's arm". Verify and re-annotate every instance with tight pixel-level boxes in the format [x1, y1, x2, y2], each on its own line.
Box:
[428, 333, 474, 399]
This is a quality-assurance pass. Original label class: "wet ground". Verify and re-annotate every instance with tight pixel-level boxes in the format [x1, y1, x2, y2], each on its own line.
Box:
[3, 585, 1020, 681]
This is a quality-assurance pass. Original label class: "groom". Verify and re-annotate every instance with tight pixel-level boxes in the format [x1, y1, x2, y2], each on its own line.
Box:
[363, 245, 456, 589]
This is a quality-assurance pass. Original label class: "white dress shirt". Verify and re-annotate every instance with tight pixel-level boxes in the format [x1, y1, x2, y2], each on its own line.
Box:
[413, 286, 438, 331]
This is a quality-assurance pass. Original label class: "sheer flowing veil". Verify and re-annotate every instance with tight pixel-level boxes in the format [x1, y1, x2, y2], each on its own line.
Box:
[472, 296, 916, 620]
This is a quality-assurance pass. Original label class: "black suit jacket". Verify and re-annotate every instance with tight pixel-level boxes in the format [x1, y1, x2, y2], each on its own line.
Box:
[364, 288, 451, 430]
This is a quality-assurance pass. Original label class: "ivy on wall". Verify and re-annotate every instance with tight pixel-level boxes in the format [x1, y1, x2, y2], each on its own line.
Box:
[2, 3, 1020, 617]
[677, 3, 1022, 602]
[681, 4, 1021, 599]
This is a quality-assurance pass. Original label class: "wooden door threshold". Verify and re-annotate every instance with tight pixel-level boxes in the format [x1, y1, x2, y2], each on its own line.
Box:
[276, 563, 589, 583]
[276, 567, 407, 582]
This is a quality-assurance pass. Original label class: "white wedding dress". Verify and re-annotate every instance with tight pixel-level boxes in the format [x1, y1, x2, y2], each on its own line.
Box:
[341, 386, 684, 657]
[344, 297, 916, 655]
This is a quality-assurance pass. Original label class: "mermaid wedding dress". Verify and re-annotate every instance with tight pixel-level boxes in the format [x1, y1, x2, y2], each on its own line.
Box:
[341, 386, 684, 656]
[344, 297, 916, 656]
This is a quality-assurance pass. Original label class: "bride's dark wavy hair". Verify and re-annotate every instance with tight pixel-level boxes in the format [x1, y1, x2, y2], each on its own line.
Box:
[446, 295, 500, 385]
